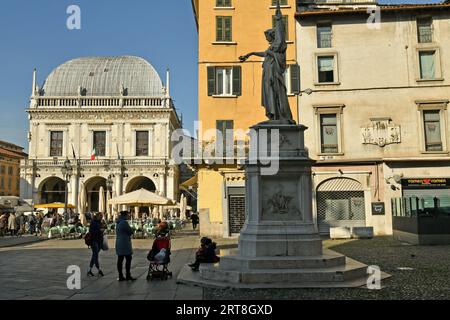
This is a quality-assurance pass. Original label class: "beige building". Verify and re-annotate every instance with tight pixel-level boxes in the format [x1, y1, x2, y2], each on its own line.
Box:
[21, 56, 182, 213]
[296, 0, 450, 235]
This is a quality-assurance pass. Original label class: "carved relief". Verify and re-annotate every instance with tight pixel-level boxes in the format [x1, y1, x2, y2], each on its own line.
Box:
[361, 118, 401, 147]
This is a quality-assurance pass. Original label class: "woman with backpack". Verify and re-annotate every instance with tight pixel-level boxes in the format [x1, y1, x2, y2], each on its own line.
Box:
[87, 212, 105, 277]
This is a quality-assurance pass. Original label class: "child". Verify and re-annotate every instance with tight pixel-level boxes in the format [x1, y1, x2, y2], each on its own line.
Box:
[189, 237, 220, 271]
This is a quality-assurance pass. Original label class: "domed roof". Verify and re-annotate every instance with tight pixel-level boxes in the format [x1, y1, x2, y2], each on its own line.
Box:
[41, 56, 165, 97]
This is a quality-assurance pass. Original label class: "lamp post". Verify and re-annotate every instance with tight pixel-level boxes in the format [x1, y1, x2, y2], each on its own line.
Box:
[61, 159, 73, 223]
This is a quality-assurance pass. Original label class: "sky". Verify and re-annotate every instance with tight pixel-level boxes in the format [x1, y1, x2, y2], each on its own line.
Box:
[0, 0, 443, 151]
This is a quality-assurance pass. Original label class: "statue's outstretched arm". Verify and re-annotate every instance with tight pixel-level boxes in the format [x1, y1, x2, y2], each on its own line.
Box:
[239, 51, 266, 62]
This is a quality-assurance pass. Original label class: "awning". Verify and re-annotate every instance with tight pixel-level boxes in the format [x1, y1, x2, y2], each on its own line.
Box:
[180, 175, 198, 190]
[34, 203, 76, 209]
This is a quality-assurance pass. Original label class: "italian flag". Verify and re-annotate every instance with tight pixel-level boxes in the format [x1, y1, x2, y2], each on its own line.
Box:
[91, 148, 97, 160]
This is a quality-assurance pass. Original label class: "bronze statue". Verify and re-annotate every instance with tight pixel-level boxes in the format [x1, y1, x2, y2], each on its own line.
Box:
[239, 1, 294, 124]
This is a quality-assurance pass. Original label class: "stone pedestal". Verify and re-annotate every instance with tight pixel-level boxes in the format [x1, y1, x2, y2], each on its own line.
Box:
[178, 123, 380, 288]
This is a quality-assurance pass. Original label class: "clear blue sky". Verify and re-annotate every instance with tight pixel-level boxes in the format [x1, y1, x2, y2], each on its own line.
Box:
[0, 0, 442, 151]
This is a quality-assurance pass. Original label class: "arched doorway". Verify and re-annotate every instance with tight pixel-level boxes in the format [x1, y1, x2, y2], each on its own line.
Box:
[316, 178, 366, 234]
[126, 176, 157, 216]
[85, 177, 107, 212]
[38, 177, 65, 204]
[126, 176, 156, 193]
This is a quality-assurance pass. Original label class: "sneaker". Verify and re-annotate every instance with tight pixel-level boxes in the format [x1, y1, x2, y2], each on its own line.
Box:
[117, 277, 126, 282]
[87, 271, 95, 277]
[98, 270, 104, 277]
[126, 276, 137, 281]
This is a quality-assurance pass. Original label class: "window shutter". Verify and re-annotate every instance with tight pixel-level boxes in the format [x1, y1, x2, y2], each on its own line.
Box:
[232, 66, 241, 96]
[224, 17, 232, 41]
[290, 64, 300, 95]
[216, 17, 223, 41]
[207, 67, 216, 96]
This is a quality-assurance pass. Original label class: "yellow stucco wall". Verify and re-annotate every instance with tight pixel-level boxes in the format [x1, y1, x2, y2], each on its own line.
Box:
[196, 0, 298, 133]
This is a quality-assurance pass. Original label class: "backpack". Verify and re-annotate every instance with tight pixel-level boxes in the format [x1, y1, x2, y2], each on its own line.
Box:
[84, 232, 92, 247]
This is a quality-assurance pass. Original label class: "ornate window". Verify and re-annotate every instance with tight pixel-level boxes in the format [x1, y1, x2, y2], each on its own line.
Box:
[136, 131, 149, 156]
[423, 110, 442, 151]
[50, 131, 63, 157]
[93, 131, 106, 157]
[320, 114, 338, 154]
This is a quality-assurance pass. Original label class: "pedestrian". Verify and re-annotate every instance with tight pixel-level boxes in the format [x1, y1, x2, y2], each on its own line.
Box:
[28, 213, 36, 235]
[8, 212, 16, 236]
[36, 212, 43, 236]
[190, 212, 199, 230]
[18, 214, 26, 235]
[115, 211, 136, 281]
[0, 213, 7, 237]
[87, 212, 105, 277]
[188, 237, 219, 271]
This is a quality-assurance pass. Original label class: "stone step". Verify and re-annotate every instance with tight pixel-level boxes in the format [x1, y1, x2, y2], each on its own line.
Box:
[199, 257, 368, 284]
[219, 253, 346, 270]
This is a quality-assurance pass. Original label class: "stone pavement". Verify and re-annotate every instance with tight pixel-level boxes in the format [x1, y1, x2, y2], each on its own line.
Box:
[0, 235, 47, 248]
[0, 225, 219, 300]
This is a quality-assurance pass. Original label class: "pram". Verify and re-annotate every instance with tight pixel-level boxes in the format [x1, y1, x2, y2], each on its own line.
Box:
[146, 233, 172, 281]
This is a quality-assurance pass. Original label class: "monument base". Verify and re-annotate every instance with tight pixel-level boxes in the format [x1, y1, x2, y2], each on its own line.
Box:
[177, 123, 389, 288]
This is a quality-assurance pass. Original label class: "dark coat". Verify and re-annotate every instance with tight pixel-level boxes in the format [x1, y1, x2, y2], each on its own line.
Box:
[115, 216, 133, 256]
[89, 219, 103, 245]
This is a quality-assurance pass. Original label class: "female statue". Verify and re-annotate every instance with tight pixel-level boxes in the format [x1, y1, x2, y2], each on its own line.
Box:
[239, 2, 294, 124]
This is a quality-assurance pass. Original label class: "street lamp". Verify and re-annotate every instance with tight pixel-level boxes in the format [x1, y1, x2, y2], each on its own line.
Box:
[61, 159, 73, 223]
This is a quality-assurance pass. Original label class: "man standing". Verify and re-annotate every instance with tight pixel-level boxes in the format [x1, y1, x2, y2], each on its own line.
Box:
[115, 211, 136, 281]
[191, 212, 199, 231]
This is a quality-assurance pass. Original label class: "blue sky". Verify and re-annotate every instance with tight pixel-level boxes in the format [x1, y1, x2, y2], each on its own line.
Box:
[0, 0, 442, 151]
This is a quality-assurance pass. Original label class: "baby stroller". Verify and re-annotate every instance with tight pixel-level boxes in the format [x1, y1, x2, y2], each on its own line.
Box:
[146, 232, 172, 281]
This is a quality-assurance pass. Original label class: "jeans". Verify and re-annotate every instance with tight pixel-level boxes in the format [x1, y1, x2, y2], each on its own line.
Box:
[117, 255, 132, 279]
[89, 242, 101, 269]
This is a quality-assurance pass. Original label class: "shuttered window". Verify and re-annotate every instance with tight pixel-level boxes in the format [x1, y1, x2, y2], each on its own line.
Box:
[272, 15, 288, 40]
[417, 18, 432, 43]
[216, 120, 234, 157]
[207, 66, 241, 96]
[216, 16, 232, 42]
[216, 0, 231, 7]
[284, 64, 300, 95]
[317, 23, 332, 48]
[272, 0, 288, 5]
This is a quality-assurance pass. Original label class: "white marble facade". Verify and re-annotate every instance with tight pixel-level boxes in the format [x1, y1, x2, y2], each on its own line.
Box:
[20, 56, 181, 211]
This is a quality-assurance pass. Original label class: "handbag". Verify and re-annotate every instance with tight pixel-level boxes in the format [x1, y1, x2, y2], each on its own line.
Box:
[101, 235, 109, 251]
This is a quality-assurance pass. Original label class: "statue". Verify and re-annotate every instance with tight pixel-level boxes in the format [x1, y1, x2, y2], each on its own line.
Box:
[239, 1, 294, 124]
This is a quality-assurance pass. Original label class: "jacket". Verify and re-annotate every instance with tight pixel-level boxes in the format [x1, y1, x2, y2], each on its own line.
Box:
[115, 216, 133, 256]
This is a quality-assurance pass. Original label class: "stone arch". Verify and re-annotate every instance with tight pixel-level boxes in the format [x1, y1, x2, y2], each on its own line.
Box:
[125, 176, 157, 193]
[37, 177, 65, 204]
[316, 177, 366, 234]
[84, 176, 107, 212]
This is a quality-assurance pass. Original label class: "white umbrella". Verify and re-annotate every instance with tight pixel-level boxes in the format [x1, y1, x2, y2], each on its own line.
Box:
[112, 190, 118, 220]
[78, 182, 87, 226]
[109, 188, 174, 206]
[180, 194, 187, 220]
[98, 186, 105, 213]
[106, 190, 112, 221]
